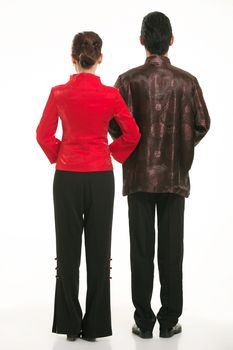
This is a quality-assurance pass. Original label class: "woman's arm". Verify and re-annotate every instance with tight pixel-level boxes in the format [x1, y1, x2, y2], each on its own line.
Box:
[36, 88, 61, 164]
[109, 90, 141, 163]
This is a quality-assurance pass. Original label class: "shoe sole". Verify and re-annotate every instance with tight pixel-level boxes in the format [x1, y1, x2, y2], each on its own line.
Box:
[132, 329, 153, 339]
[160, 327, 182, 338]
[82, 338, 96, 342]
[67, 337, 78, 341]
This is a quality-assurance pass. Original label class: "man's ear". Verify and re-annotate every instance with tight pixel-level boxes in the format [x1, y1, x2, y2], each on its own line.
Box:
[170, 35, 174, 46]
[140, 36, 145, 46]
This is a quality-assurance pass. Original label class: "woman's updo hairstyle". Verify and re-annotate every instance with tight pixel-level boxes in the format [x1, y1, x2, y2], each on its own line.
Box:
[72, 31, 102, 69]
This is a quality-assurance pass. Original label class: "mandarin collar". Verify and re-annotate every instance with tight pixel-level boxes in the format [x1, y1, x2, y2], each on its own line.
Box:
[145, 55, 170, 66]
[70, 73, 101, 83]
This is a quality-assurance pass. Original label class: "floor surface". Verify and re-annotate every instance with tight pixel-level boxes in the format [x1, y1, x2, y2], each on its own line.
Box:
[0, 305, 232, 350]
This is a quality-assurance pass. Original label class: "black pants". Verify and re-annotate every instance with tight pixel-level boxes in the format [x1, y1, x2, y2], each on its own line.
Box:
[52, 170, 114, 338]
[128, 192, 185, 331]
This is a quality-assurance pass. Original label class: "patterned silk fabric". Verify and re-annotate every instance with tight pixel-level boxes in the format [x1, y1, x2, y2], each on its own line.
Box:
[109, 55, 210, 197]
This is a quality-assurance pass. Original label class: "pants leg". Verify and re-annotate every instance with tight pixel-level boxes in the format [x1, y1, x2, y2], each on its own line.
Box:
[82, 171, 114, 338]
[156, 193, 185, 328]
[128, 192, 156, 332]
[52, 170, 84, 335]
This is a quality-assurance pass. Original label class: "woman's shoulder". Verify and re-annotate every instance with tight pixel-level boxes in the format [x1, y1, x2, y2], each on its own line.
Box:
[100, 82, 120, 96]
[51, 80, 72, 97]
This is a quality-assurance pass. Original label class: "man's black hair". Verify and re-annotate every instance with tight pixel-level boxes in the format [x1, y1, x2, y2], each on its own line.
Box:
[141, 12, 172, 55]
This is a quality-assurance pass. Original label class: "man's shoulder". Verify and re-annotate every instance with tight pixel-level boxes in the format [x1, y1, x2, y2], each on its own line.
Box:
[118, 61, 198, 86]
[169, 63, 197, 83]
[118, 63, 148, 82]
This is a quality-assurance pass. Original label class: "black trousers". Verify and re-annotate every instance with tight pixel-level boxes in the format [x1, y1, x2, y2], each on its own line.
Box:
[128, 192, 185, 331]
[52, 170, 114, 338]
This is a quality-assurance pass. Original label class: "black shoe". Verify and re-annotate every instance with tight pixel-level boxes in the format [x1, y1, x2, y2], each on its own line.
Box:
[132, 324, 153, 339]
[159, 323, 182, 338]
[66, 334, 79, 341]
[82, 336, 96, 342]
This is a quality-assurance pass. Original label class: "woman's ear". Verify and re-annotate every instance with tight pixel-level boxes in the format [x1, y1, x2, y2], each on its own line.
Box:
[71, 55, 77, 65]
[98, 54, 103, 64]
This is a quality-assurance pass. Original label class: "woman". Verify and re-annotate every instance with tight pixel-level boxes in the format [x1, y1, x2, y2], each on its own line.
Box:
[36, 31, 140, 342]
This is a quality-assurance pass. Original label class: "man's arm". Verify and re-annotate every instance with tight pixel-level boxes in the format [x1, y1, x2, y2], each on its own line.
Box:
[192, 79, 211, 145]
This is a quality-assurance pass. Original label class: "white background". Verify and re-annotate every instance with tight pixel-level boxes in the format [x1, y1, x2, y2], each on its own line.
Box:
[0, 0, 233, 349]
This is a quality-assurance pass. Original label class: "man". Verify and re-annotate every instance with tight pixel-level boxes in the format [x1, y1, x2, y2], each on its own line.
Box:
[109, 12, 210, 338]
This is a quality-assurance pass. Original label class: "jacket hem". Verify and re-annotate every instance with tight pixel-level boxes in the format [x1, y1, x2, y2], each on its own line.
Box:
[123, 187, 190, 198]
[56, 165, 113, 172]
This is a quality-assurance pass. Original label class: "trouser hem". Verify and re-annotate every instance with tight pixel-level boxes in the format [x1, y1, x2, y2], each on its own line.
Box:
[52, 330, 113, 338]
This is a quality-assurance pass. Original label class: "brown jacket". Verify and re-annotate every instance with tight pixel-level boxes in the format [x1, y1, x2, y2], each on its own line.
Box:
[109, 55, 210, 197]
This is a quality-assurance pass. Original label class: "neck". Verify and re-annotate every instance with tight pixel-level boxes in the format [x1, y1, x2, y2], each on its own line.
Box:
[146, 49, 168, 58]
[75, 63, 97, 75]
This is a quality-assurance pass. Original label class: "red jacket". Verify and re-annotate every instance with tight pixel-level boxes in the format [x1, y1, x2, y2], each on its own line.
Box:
[36, 73, 140, 172]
